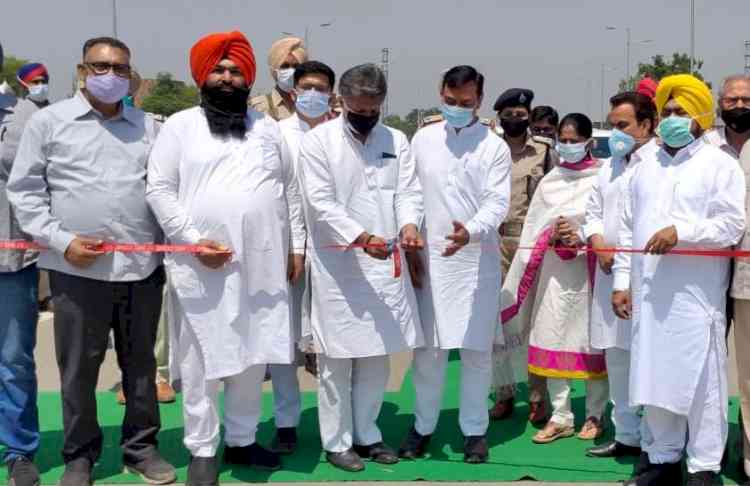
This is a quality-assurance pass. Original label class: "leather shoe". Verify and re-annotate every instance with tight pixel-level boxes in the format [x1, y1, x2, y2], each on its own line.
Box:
[353, 442, 399, 464]
[325, 450, 365, 472]
[528, 401, 549, 425]
[7, 457, 40, 486]
[464, 435, 489, 464]
[271, 427, 297, 455]
[489, 398, 514, 421]
[623, 461, 682, 486]
[398, 427, 431, 459]
[124, 452, 176, 484]
[59, 457, 92, 486]
[186, 456, 217, 486]
[223, 443, 281, 471]
[586, 440, 641, 458]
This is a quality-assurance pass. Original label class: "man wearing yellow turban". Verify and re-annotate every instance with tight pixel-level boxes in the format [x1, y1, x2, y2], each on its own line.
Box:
[613, 73, 746, 485]
[250, 37, 308, 121]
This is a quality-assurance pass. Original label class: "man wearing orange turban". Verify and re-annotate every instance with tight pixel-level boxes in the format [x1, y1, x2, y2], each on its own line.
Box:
[613, 73, 746, 485]
[147, 31, 307, 485]
[250, 36, 308, 121]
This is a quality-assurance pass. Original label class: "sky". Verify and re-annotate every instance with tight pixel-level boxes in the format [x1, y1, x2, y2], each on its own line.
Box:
[1, 0, 749, 122]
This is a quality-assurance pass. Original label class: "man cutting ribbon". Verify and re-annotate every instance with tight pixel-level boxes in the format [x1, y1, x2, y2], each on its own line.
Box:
[613, 74, 746, 486]
[146, 30, 306, 485]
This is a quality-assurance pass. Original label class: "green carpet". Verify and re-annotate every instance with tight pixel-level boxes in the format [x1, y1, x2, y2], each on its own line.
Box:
[1, 356, 745, 483]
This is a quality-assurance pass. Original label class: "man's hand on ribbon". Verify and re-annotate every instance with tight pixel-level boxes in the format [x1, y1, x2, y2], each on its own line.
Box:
[443, 220, 470, 257]
[287, 253, 305, 283]
[195, 239, 233, 269]
[64, 237, 106, 268]
[405, 251, 424, 288]
[355, 232, 390, 260]
[400, 223, 424, 252]
[589, 234, 614, 275]
[611, 290, 632, 320]
[644, 225, 678, 255]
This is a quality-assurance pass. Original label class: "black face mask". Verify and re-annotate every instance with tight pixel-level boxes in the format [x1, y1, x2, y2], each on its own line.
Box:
[721, 107, 750, 134]
[346, 110, 380, 136]
[500, 117, 530, 138]
[200, 85, 250, 138]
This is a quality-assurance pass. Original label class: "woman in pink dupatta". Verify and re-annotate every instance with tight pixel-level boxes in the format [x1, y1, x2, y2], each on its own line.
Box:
[493, 113, 609, 444]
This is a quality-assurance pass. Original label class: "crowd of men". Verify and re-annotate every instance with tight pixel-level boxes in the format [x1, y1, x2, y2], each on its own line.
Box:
[1, 30, 750, 486]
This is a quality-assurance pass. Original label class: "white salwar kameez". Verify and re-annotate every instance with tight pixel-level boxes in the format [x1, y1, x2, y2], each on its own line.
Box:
[297, 116, 424, 452]
[612, 138, 745, 473]
[146, 107, 306, 456]
[409, 120, 511, 437]
[494, 159, 608, 427]
[582, 140, 658, 447]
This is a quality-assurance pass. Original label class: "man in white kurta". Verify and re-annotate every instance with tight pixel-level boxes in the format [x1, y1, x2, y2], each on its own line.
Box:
[613, 75, 746, 485]
[399, 66, 510, 464]
[146, 32, 306, 483]
[271, 60, 336, 455]
[297, 63, 424, 472]
[582, 92, 658, 460]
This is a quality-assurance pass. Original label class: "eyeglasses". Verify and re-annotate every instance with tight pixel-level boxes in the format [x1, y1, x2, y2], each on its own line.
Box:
[721, 96, 750, 108]
[531, 127, 556, 137]
[84, 62, 131, 77]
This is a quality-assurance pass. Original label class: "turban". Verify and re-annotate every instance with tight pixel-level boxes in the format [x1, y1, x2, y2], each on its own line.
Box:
[190, 31, 256, 88]
[268, 37, 307, 75]
[655, 74, 715, 130]
[636, 77, 658, 101]
[16, 63, 49, 85]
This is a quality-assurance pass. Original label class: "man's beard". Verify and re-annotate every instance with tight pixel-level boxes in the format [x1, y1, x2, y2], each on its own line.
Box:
[200, 84, 250, 139]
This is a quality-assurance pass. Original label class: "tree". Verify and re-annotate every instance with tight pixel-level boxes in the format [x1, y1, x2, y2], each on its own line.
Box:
[383, 107, 441, 140]
[618, 52, 705, 92]
[0, 55, 30, 96]
[140, 72, 200, 117]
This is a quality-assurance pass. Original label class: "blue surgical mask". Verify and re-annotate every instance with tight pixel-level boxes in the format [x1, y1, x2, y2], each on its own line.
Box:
[295, 89, 330, 119]
[86, 73, 130, 104]
[657, 115, 695, 148]
[276, 68, 295, 93]
[608, 129, 637, 159]
[556, 141, 589, 163]
[440, 103, 474, 129]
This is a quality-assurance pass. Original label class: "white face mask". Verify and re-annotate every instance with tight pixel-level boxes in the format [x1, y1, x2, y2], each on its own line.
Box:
[276, 68, 295, 93]
[27, 83, 49, 102]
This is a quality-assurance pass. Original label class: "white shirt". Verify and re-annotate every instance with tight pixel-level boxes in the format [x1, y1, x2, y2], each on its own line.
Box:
[612, 138, 745, 414]
[703, 126, 740, 160]
[297, 116, 424, 358]
[411, 120, 511, 351]
[146, 107, 306, 380]
[583, 140, 658, 350]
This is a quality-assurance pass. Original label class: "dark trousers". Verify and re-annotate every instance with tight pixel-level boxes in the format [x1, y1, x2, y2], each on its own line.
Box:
[49, 267, 165, 464]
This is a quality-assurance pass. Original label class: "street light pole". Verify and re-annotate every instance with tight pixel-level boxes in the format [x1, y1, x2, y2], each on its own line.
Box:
[626, 27, 631, 89]
[689, 0, 695, 73]
[112, 0, 118, 38]
[601, 64, 605, 128]
[282, 22, 333, 57]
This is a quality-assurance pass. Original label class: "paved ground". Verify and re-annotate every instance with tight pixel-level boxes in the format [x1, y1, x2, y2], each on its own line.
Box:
[33, 312, 742, 485]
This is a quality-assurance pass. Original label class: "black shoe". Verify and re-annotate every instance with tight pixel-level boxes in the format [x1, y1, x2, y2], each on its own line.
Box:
[124, 452, 176, 484]
[398, 427, 431, 460]
[270, 427, 297, 455]
[464, 435, 489, 464]
[685, 471, 718, 486]
[586, 440, 642, 458]
[325, 450, 365, 472]
[352, 442, 399, 465]
[58, 458, 92, 486]
[7, 457, 40, 486]
[623, 461, 682, 486]
[186, 456, 218, 486]
[223, 443, 280, 471]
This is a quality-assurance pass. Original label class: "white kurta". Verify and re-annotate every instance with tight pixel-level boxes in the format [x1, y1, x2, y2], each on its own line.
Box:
[411, 121, 511, 351]
[146, 107, 306, 381]
[297, 116, 424, 358]
[583, 140, 658, 350]
[613, 139, 745, 415]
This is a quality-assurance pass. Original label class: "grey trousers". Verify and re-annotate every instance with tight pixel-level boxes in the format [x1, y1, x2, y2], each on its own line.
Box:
[49, 267, 164, 464]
